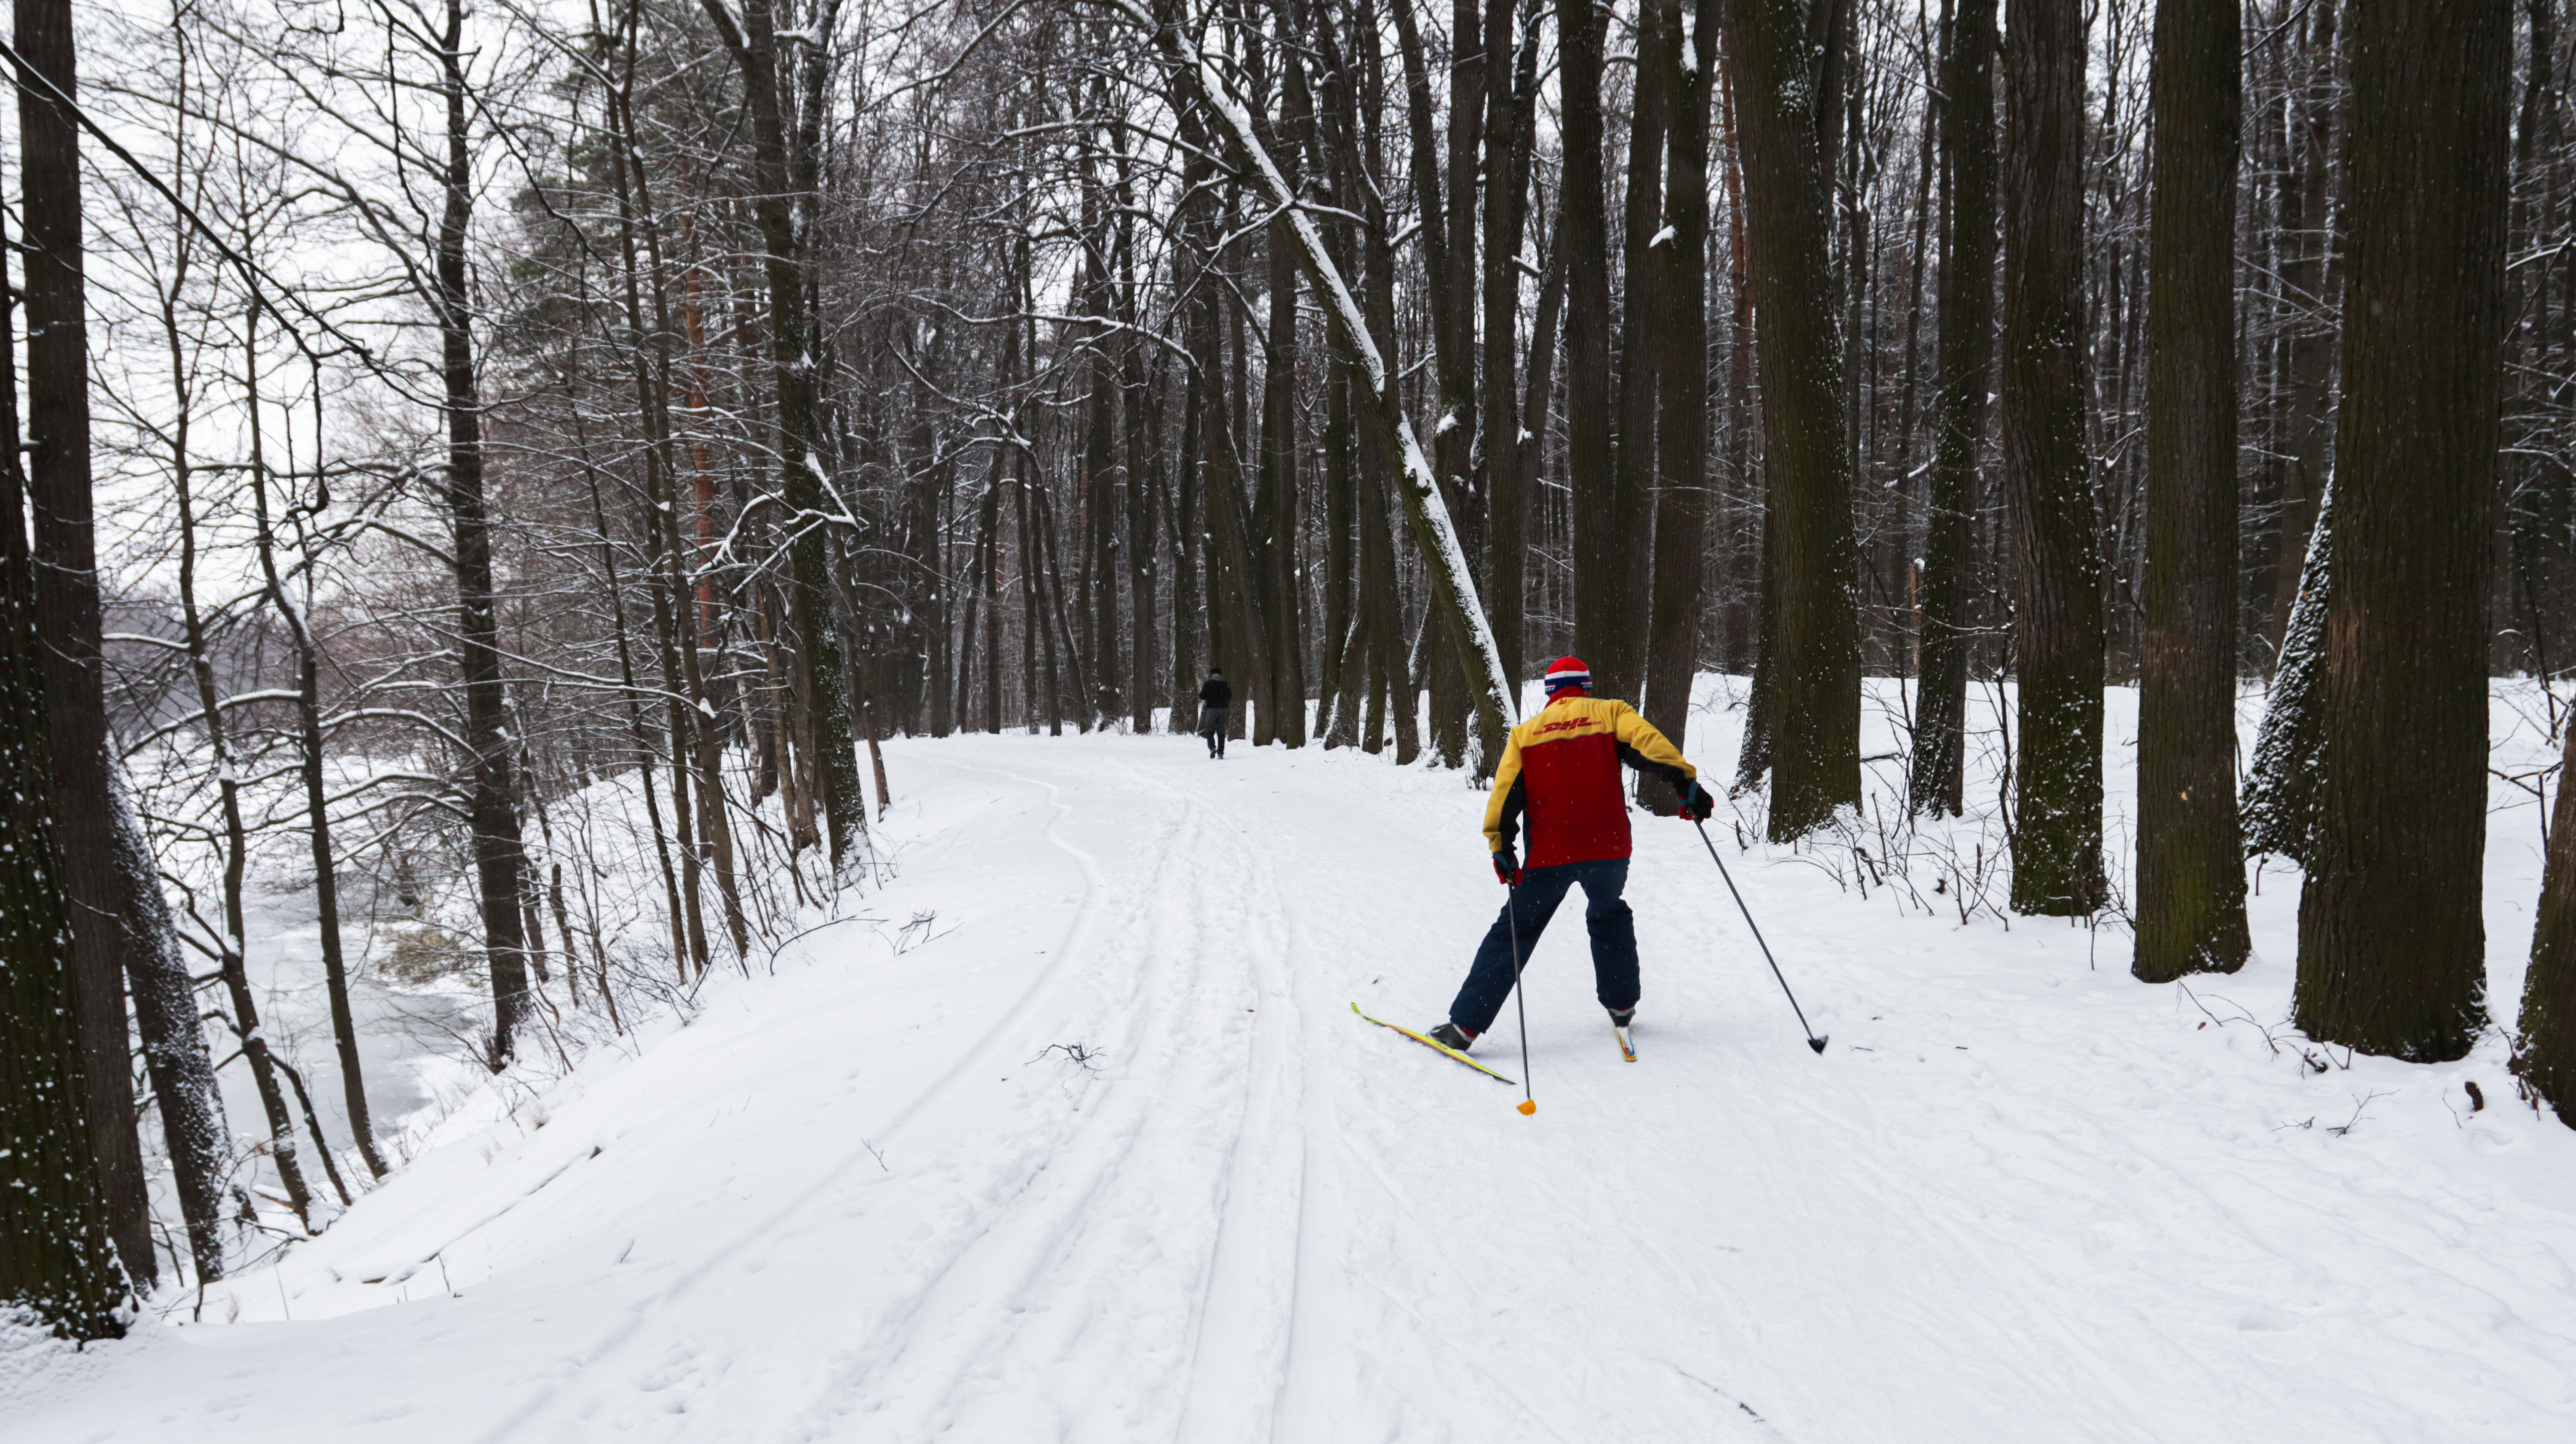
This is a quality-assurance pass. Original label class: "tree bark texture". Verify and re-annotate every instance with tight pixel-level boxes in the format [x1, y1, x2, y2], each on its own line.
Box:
[2001, 0, 2105, 914]
[1913, 0, 1996, 819]
[2136, 0, 2250, 980]
[0, 495, 125, 1338]
[15, 0, 155, 1282]
[1561, 0, 1617, 703]
[0, 199, 127, 1328]
[1479, 0, 1539, 704]
[1641, 0, 1719, 774]
[1722, 0, 1862, 840]
[1591, 0, 1669, 708]
[2295, 0, 2509, 1062]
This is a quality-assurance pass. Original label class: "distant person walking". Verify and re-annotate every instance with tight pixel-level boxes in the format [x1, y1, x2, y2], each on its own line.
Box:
[1197, 667, 1232, 759]
[1426, 657, 1713, 1051]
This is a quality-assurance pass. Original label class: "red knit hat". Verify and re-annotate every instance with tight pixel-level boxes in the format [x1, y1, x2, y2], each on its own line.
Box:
[1543, 656, 1592, 696]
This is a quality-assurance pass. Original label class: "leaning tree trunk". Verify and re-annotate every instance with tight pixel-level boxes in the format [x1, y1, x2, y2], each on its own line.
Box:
[16, 0, 155, 1283]
[437, 0, 532, 1066]
[1722, 0, 1863, 840]
[2000, 0, 2105, 914]
[2136, 0, 2251, 980]
[2297, 0, 2509, 1062]
[1913, 0, 1997, 819]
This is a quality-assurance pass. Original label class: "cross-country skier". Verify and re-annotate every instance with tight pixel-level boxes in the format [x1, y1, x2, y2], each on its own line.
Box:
[1197, 667, 1232, 759]
[1426, 656, 1713, 1051]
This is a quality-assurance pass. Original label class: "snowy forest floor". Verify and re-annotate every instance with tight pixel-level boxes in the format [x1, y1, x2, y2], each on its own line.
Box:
[10, 678, 2576, 1441]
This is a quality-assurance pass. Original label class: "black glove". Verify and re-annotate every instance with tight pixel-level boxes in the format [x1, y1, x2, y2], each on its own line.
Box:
[1493, 851, 1523, 887]
[1677, 781, 1715, 822]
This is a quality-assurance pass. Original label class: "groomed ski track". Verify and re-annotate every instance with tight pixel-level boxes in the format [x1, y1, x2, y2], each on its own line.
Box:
[16, 721, 2576, 1442]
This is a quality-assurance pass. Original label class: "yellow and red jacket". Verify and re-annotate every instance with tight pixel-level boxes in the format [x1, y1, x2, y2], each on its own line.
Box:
[1483, 695, 1698, 869]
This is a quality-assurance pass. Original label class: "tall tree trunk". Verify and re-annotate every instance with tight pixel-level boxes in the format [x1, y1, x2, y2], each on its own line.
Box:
[2000, 0, 2105, 913]
[698, 0, 863, 872]
[1320, 85, 1362, 749]
[1357, 14, 1413, 757]
[1480, 0, 1540, 707]
[1723, 0, 1863, 839]
[1642, 0, 1719, 777]
[1561, 0, 1617, 695]
[1390, 0, 1480, 755]
[2296, 0, 2509, 1061]
[0, 373, 123, 1332]
[1596, 0, 1671, 710]
[2266, 0, 2341, 664]
[438, 0, 532, 1060]
[2136, 0, 2251, 979]
[1123, 216, 1159, 736]
[15, 0, 157, 1283]
[1260, 217, 1306, 746]
[1913, 0, 1996, 817]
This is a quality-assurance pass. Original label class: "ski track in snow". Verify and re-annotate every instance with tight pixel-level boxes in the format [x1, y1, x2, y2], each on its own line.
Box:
[15, 697, 2576, 1442]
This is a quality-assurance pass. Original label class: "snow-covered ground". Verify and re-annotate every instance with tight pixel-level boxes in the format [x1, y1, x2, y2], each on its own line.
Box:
[12, 679, 2576, 1441]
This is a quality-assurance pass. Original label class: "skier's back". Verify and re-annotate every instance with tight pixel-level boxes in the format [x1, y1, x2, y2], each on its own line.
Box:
[1427, 656, 1711, 1051]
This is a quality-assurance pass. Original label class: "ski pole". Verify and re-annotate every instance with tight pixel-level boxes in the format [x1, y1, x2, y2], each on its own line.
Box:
[1692, 820, 1829, 1054]
[1507, 877, 1535, 1114]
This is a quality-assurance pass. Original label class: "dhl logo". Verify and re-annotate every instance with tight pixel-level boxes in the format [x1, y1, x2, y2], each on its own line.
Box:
[1532, 716, 1603, 738]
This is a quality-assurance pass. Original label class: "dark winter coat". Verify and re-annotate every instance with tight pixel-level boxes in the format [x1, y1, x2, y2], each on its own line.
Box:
[1199, 675, 1233, 709]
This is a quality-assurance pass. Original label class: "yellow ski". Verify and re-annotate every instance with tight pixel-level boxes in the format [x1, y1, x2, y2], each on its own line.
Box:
[1351, 1003, 1517, 1085]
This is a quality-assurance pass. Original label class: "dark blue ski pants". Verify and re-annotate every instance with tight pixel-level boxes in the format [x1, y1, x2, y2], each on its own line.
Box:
[1448, 858, 1638, 1036]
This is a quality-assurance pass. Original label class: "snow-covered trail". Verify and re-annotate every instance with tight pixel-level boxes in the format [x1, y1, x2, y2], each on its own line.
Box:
[15, 725, 2576, 1441]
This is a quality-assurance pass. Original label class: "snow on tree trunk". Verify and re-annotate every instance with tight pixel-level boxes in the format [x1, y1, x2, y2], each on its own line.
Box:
[2241, 484, 2333, 863]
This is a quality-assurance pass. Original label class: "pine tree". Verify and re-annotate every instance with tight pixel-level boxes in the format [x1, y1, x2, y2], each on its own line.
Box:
[0, 246, 125, 1336]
